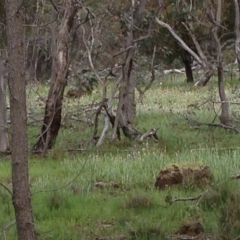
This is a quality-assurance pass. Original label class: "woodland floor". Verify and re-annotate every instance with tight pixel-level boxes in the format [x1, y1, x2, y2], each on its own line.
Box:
[1, 75, 240, 239]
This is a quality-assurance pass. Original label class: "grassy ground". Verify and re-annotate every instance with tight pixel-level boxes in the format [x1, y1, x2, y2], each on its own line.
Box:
[1, 76, 240, 239]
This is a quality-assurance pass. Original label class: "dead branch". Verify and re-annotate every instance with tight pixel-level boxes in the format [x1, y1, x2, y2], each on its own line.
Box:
[155, 18, 204, 67]
[166, 190, 208, 206]
[81, 11, 103, 86]
[96, 115, 110, 147]
[137, 128, 159, 142]
[192, 120, 240, 134]
[104, 106, 159, 142]
[103, 103, 121, 140]
[113, 46, 134, 58]
[134, 22, 152, 43]
[179, 112, 240, 134]
[91, 98, 108, 141]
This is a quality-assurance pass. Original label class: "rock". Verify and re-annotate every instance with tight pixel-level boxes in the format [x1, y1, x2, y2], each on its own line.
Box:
[155, 163, 213, 189]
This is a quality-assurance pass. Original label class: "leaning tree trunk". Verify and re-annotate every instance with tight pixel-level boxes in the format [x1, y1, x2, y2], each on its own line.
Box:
[155, 18, 214, 86]
[0, 61, 8, 152]
[34, 0, 79, 154]
[5, 0, 37, 239]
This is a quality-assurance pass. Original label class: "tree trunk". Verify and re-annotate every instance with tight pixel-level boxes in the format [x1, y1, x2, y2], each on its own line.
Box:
[213, 0, 229, 125]
[5, 0, 37, 239]
[181, 53, 194, 83]
[33, 0, 79, 154]
[0, 61, 8, 152]
[121, 39, 136, 124]
[114, 0, 146, 137]
[233, 0, 240, 78]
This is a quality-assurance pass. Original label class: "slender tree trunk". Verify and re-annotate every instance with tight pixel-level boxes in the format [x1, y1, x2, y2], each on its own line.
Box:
[233, 0, 240, 78]
[181, 53, 194, 83]
[213, 0, 229, 125]
[5, 0, 37, 239]
[33, 0, 79, 154]
[0, 61, 8, 152]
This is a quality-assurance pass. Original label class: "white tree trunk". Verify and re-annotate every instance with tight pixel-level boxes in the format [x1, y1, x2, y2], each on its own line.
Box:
[0, 62, 8, 152]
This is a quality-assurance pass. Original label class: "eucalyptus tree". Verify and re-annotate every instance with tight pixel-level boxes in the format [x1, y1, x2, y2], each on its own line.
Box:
[155, 0, 237, 86]
[5, 0, 37, 238]
[156, 0, 230, 125]
[33, 0, 81, 154]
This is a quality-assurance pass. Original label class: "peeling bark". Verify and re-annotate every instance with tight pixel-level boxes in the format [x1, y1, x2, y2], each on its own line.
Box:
[34, 0, 80, 154]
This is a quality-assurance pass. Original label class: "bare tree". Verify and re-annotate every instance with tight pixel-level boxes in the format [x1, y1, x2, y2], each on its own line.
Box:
[5, 0, 37, 238]
[112, 0, 147, 139]
[34, 0, 80, 154]
[0, 60, 8, 152]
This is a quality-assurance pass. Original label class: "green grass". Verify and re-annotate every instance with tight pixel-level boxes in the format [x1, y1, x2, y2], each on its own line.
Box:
[1, 76, 240, 239]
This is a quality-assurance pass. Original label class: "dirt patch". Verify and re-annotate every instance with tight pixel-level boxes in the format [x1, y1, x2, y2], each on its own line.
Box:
[155, 163, 213, 189]
[95, 181, 120, 189]
[167, 220, 210, 239]
[66, 88, 84, 98]
[174, 220, 204, 236]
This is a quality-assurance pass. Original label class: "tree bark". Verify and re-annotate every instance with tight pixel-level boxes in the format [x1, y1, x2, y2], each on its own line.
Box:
[213, 0, 229, 125]
[0, 61, 9, 152]
[5, 0, 37, 239]
[121, 41, 136, 124]
[33, 0, 79, 154]
[114, 0, 146, 138]
[233, 0, 240, 78]
[181, 53, 194, 83]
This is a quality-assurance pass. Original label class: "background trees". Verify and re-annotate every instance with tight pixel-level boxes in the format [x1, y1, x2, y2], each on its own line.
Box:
[33, 0, 80, 154]
[1, 0, 239, 152]
[1, 0, 240, 150]
[2, 0, 240, 239]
